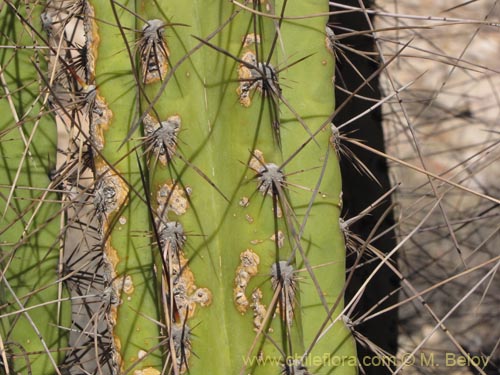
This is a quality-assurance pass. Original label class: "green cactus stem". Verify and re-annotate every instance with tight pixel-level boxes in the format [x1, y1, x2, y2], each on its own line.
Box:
[0, 1, 356, 374]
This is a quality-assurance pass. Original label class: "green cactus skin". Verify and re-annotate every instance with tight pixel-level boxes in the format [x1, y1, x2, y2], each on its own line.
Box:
[0, 1, 357, 374]
[0, 3, 69, 374]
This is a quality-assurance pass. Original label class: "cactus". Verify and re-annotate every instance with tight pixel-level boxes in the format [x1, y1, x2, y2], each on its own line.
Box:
[0, 1, 356, 374]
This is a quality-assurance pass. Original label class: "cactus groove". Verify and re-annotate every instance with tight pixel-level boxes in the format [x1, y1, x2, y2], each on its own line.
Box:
[0, 1, 357, 374]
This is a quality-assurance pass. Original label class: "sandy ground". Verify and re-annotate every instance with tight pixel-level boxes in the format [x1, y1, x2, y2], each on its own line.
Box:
[373, 1, 500, 373]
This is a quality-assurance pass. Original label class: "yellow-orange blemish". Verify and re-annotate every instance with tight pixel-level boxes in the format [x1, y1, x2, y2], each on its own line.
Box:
[249, 149, 265, 172]
[270, 230, 285, 249]
[242, 33, 261, 47]
[237, 51, 258, 107]
[134, 368, 160, 375]
[239, 196, 250, 207]
[233, 249, 260, 313]
[251, 288, 267, 332]
[157, 182, 188, 217]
